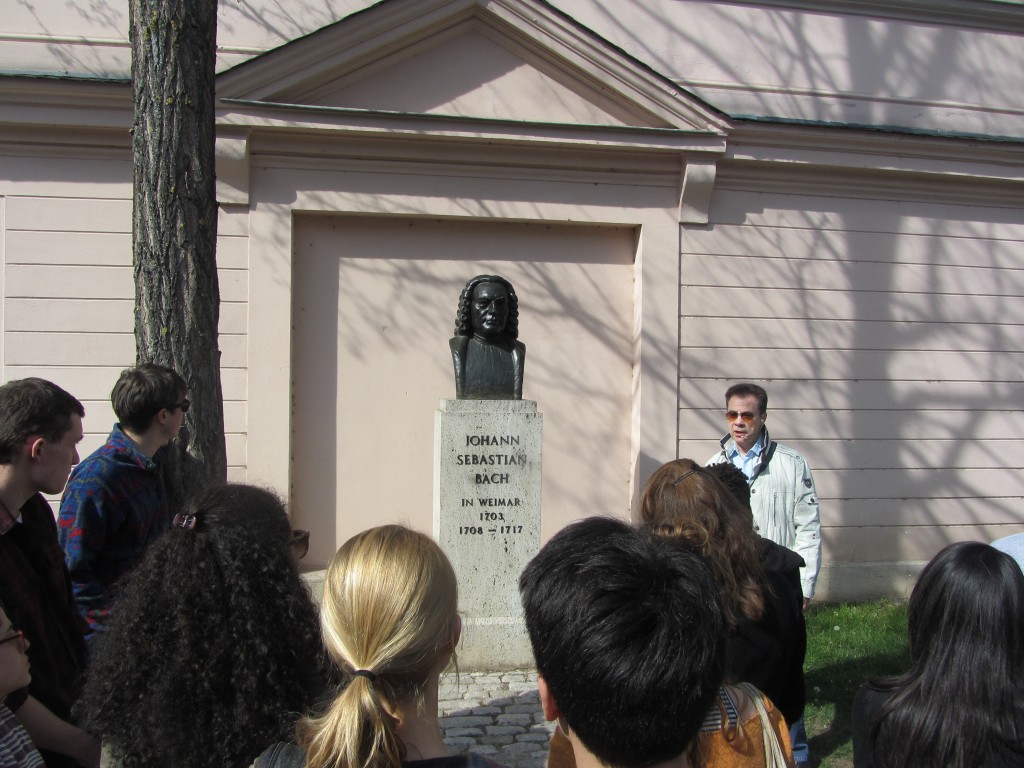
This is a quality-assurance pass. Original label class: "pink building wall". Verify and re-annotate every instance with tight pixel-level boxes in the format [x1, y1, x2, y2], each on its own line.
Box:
[1, 0, 1021, 599]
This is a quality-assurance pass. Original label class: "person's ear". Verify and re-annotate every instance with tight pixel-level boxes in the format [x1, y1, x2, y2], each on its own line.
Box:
[537, 673, 562, 722]
[27, 436, 46, 462]
[450, 614, 462, 650]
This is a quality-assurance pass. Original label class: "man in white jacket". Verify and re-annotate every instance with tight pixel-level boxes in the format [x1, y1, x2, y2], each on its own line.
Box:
[706, 381, 820, 767]
[706, 382, 821, 606]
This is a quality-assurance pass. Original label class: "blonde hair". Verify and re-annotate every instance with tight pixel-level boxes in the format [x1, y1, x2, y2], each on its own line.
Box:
[298, 525, 458, 768]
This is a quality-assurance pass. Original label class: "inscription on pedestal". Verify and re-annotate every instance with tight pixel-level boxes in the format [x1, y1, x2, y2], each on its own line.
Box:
[434, 399, 541, 670]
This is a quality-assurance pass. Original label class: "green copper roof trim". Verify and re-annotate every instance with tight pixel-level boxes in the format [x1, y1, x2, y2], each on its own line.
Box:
[0, 72, 130, 84]
[732, 114, 1023, 145]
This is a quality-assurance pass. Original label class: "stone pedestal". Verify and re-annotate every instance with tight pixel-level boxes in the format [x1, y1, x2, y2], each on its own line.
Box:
[434, 399, 542, 670]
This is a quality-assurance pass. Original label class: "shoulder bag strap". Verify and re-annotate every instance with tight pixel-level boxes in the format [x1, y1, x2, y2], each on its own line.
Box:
[735, 682, 789, 768]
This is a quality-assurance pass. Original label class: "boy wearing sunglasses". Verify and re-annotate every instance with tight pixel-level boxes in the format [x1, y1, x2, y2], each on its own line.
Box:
[58, 364, 188, 639]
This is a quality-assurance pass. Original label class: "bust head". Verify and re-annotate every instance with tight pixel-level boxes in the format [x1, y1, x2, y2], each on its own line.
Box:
[454, 275, 519, 341]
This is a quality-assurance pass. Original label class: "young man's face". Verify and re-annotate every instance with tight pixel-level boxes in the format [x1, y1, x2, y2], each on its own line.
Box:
[34, 412, 83, 495]
[159, 393, 189, 447]
[726, 394, 765, 455]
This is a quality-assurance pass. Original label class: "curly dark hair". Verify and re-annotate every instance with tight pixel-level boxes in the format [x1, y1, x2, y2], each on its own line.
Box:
[453, 275, 519, 339]
[75, 483, 326, 768]
[704, 461, 752, 511]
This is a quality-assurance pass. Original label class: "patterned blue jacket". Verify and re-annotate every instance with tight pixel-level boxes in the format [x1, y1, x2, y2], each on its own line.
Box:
[58, 425, 171, 636]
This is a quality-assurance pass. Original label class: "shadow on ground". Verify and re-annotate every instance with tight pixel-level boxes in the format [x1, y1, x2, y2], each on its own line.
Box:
[806, 650, 908, 768]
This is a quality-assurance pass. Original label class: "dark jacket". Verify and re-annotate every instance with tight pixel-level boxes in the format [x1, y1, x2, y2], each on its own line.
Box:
[725, 537, 807, 726]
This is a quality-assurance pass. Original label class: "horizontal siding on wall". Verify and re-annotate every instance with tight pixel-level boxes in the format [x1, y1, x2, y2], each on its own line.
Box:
[3, 195, 250, 473]
[683, 253, 1021, 296]
[5, 231, 131, 266]
[5, 197, 132, 234]
[820, 498, 1020, 528]
[683, 285, 1019, 323]
[217, 235, 248, 269]
[0, 156, 132, 200]
[75, 400, 247, 435]
[812, 467, 1023, 500]
[707, 192, 1024, 238]
[683, 316, 1022, 353]
[4, 299, 247, 335]
[4, 332, 247, 368]
[680, 378, 1024, 411]
[685, 223, 1023, 267]
[680, 437, 1021, 471]
[680, 187, 1024, 583]
[681, 349, 1023, 382]
[6, 265, 248, 302]
[823, 523, 1013, 563]
[682, 409, 1023, 441]
[2, 365, 248, 402]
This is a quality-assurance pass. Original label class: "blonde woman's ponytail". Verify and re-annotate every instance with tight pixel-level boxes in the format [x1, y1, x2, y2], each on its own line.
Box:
[299, 672, 402, 768]
[298, 525, 458, 768]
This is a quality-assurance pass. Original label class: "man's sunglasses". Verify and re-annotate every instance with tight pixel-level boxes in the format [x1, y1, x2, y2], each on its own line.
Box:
[725, 410, 759, 423]
[168, 399, 191, 413]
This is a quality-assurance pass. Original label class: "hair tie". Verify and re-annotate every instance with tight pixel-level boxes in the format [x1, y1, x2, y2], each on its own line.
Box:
[173, 513, 197, 530]
[352, 669, 377, 682]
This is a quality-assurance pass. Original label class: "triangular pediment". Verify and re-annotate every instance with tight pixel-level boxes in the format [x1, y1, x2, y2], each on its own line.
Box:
[217, 0, 729, 134]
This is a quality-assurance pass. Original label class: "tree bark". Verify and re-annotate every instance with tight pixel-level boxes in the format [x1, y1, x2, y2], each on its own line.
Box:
[130, 0, 226, 504]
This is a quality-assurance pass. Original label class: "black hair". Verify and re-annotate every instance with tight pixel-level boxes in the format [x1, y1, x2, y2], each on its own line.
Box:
[111, 364, 188, 433]
[724, 382, 767, 414]
[75, 483, 325, 768]
[0, 378, 84, 464]
[704, 462, 752, 511]
[867, 542, 1024, 768]
[453, 275, 519, 339]
[520, 517, 724, 768]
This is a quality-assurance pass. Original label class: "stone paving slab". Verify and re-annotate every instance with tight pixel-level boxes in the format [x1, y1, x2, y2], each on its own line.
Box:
[440, 670, 551, 768]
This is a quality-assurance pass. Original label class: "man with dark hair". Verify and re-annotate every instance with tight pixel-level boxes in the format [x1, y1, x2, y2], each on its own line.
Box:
[58, 364, 188, 637]
[707, 381, 820, 767]
[0, 378, 99, 767]
[520, 516, 724, 768]
[704, 460, 752, 510]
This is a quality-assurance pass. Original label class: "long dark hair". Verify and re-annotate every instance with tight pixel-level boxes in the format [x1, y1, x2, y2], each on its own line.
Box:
[868, 541, 1024, 767]
[75, 484, 325, 768]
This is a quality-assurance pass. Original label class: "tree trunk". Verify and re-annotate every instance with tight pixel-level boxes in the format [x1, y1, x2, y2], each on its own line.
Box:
[130, 0, 226, 505]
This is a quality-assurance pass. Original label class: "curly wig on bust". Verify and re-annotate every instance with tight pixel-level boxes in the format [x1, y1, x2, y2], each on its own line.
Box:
[74, 483, 326, 768]
[640, 458, 765, 630]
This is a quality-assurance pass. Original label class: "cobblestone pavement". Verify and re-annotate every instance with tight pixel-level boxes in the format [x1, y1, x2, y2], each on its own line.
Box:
[439, 670, 551, 768]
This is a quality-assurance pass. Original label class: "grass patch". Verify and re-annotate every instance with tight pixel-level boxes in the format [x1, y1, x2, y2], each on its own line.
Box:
[804, 600, 909, 767]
